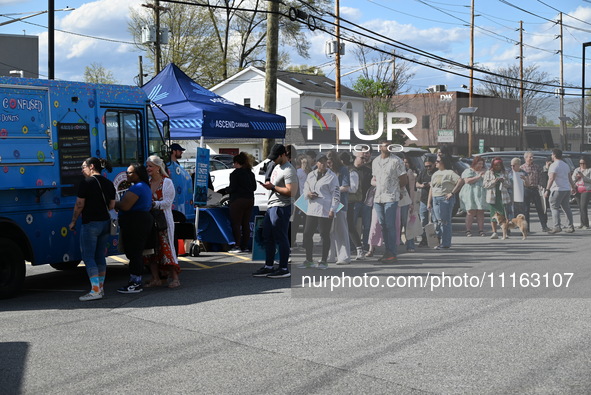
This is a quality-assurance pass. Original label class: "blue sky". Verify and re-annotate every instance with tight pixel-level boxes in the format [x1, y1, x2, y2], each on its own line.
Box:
[1, 0, 590, 98]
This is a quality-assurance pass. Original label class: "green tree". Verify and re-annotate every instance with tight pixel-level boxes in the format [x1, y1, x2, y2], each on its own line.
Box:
[83, 63, 118, 84]
[351, 43, 414, 144]
[536, 115, 557, 127]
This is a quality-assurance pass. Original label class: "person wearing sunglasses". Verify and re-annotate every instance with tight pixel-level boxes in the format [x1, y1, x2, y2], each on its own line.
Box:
[572, 157, 591, 229]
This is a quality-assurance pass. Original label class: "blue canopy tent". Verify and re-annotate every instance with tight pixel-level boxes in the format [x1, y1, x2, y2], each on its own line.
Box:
[142, 63, 286, 139]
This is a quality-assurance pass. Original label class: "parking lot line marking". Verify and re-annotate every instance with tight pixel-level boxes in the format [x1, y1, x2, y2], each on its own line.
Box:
[212, 261, 244, 268]
[223, 253, 250, 261]
[184, 260, 212, 269]
[110, 256, 129, 263]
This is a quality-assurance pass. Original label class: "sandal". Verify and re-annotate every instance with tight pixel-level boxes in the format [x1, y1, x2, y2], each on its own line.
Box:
[168, 280, 181, 289]
[465, 230, 472, 237]
[479, 230, 485, 237]
[145, 279, 162, 288]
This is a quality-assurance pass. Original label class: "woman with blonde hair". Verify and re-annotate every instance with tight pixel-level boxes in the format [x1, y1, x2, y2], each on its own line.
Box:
[144, 155, 181, 288]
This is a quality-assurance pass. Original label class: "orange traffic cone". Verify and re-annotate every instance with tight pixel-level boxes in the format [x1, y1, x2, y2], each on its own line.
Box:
[178, 239, 186, 256]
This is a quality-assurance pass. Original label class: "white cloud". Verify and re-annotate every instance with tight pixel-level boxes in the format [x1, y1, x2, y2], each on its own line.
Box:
[340, 7, 363, 22]
[35, 0, 145, 83]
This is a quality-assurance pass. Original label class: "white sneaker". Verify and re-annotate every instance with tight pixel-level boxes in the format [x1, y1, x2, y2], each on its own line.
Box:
[79, 292, 103, 301]
[297, 260, 316, 269]
[336, 260, 351, 265]
[228, 246, 242, 253]
[355, 248, 365, 260]
[490, 232, 498, 239]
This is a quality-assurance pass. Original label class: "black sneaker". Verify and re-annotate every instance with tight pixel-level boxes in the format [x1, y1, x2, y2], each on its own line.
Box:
[267, 268, 291, 278]
[252, 266, 275, 277]
[117, 281, 143, 294]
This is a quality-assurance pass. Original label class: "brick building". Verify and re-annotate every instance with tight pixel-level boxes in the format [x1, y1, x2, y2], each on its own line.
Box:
[396, 90, 521, 155]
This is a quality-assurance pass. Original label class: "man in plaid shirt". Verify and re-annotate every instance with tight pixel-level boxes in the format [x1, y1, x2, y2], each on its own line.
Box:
[520, 151, 549, 232]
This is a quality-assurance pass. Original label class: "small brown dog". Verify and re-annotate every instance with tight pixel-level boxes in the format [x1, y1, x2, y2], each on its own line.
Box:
[492, 213, 528, 240]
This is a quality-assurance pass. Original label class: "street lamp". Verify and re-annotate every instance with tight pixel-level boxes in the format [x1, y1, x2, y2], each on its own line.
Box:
[582, 42, 591, 150]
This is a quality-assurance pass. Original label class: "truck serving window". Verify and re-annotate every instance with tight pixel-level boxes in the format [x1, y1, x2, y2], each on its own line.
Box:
[105, 111, 143, 167]
[147, 107, 167, 160]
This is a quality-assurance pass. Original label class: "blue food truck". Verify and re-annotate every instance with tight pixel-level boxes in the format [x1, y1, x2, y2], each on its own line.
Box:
[0, 76, 194, 298]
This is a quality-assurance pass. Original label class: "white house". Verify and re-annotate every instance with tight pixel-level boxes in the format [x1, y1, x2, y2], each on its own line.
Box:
[209, 66, 368, 158]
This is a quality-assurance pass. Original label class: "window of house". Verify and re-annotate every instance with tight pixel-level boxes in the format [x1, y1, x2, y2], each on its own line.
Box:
[422, 115, 430, 129]
[439, 114, 448, 129]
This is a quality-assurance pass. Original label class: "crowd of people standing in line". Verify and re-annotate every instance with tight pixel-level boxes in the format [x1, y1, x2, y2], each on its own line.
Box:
[71, 144, 591, 291]
[249, 145, 591, 278]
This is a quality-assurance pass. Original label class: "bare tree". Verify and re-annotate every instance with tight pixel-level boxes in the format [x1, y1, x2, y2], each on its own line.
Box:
[475, 64, 557, 120]
[129, 0, 331, 87]
[83, 63, 118, 84]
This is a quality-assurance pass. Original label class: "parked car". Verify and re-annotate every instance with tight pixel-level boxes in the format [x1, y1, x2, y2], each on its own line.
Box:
[209, 158, 230, 172]
[476, 151, 574, 171]
[211, 159, 269, 211]
[210, 154, 235, 168]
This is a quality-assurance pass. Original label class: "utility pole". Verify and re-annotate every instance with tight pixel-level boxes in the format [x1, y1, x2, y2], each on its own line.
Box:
[468, 0, 474, 156]
[335, 0, 341, 145]
[558, 13, 566, 150]
[138, 56, 145, 86]
[263, 0, 280, 158]
[519, 21, 525, 150]
[154, 0, 161, 74]
[48, 0, 55, 80]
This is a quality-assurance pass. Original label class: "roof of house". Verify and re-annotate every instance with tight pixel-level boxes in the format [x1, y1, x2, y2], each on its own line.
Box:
[271, 68, 366, 99]
[212, 66, 367, 100]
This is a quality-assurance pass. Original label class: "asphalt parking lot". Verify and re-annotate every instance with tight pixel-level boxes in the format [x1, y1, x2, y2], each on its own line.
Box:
[2, 211, 591, 394]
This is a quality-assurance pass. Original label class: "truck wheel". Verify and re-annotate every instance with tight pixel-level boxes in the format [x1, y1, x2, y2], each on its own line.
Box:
[0, 238, 26, 299]
[50, 261, 81, 271]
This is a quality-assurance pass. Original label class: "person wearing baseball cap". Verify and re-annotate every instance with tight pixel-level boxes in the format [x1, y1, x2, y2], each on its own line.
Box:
[170, 143, 186, 152]
[168, 142, 193, 256]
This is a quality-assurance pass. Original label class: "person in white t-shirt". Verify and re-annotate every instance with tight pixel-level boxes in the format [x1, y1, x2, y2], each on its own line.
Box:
[508, 157, 529, 218]
[371, 141, 408, 263]
[545, 149, 576, 234]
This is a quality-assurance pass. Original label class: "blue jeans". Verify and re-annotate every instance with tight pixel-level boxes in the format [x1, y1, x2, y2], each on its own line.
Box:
[548, 190, 573, 228]
[80, 219, 110, 278]
[263, 205, 292, 269]
[419, 201, 430, 242]
[432, 195, 455, 248]
[374, 201, 399, 256]
[523, 187, 548, 231]
[399, 205, 416, 250]
[353, 201, 372, 249]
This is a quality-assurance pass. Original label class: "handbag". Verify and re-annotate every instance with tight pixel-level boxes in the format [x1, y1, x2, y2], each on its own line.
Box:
[406, 212, 422, 239]
[151, 208, 168, 231]
[93, 176, 118, 236]
[576, 180, 587, 194]
[399, 188, 412, 207]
